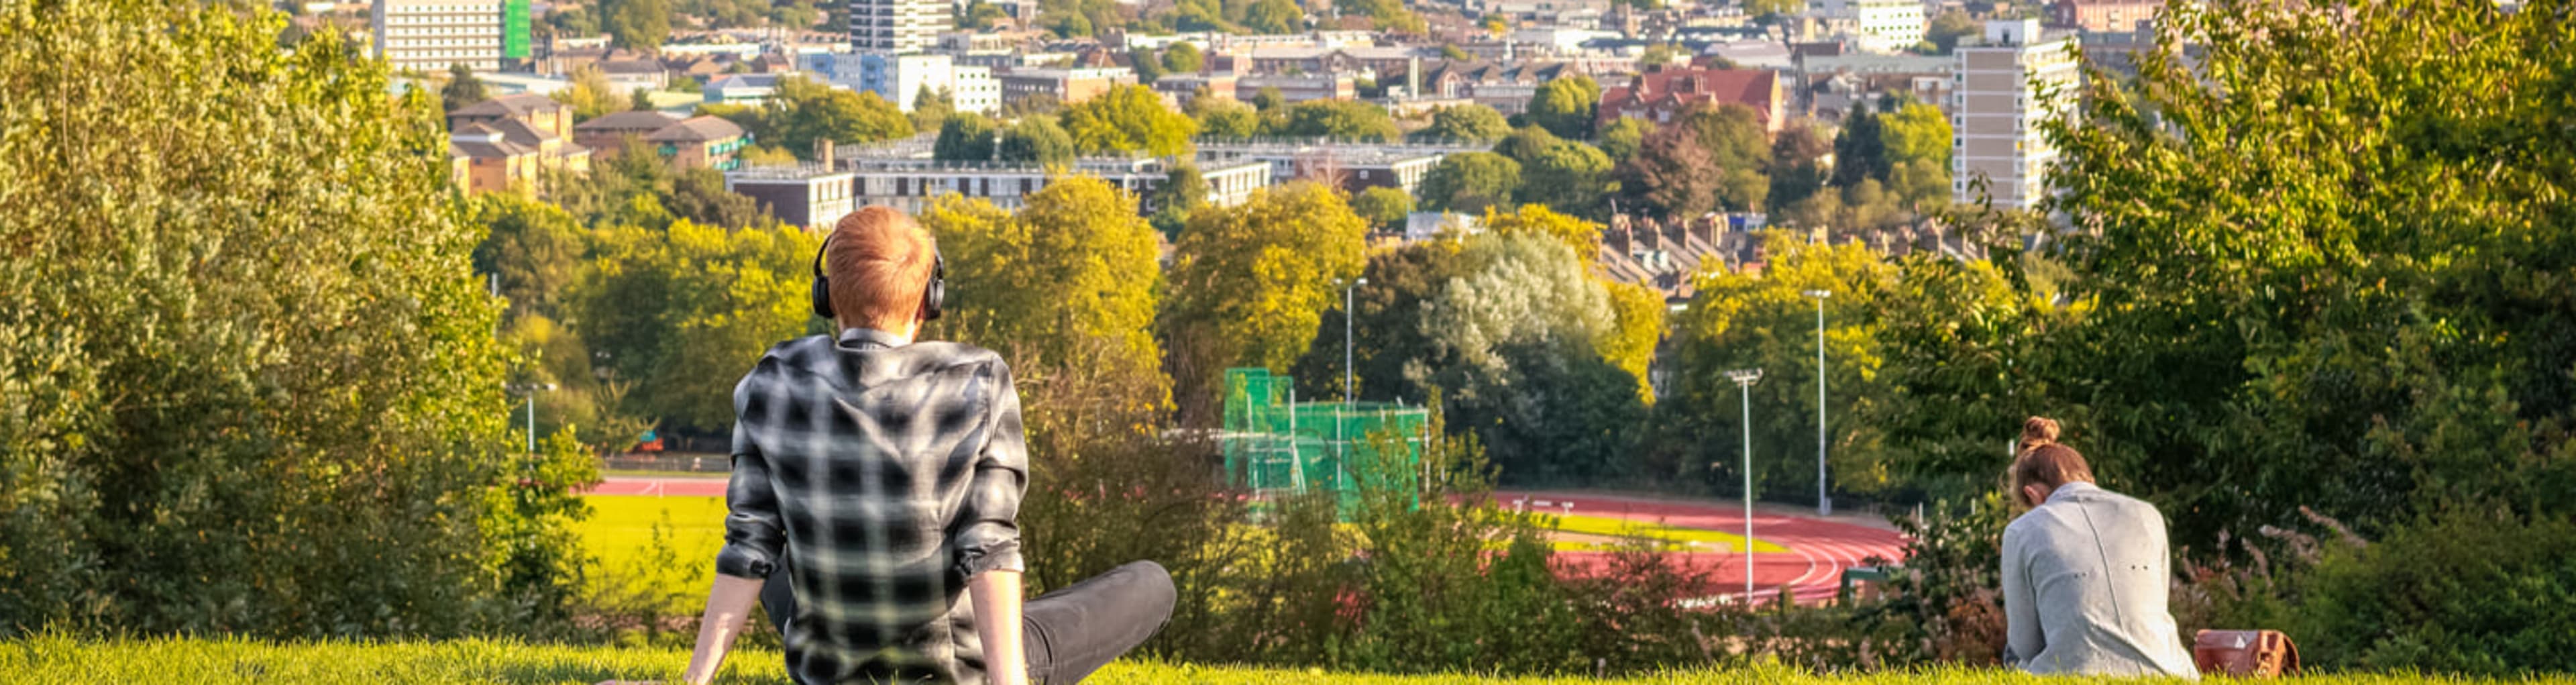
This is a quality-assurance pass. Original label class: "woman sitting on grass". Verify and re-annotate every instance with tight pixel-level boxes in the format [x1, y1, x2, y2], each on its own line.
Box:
[2000, 417, 2199, 678]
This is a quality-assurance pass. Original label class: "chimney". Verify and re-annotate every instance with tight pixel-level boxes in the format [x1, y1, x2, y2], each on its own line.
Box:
[814, 139, 835, 169]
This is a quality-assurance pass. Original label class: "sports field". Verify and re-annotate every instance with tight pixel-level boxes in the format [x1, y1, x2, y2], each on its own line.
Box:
[578, 478, 1907, 607]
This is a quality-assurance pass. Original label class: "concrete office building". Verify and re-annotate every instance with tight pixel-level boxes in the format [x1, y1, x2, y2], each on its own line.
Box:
[1951, 19, 2079, 211]
[1849, 0, 1925, 53]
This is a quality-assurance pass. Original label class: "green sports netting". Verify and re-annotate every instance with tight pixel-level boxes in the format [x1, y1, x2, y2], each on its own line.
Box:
[1220, 368, 1428, 509]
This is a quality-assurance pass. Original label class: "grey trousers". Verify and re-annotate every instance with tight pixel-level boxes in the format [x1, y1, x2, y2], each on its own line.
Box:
[762, 560, 1176, 685]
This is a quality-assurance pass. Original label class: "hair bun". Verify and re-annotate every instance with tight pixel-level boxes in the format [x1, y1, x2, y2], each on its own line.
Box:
[2019, 417, 2061, 452]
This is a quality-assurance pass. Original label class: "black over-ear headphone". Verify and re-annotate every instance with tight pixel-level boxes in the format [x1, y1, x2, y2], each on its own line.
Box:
[811, 236, 945, 322]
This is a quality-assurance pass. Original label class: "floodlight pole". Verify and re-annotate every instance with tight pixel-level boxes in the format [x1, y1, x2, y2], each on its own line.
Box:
[1725, 368, 1763, 600]
[1339, 276, 1368, 405]
[506, 382, 558, 454]
[1804, 288, 1831, 517]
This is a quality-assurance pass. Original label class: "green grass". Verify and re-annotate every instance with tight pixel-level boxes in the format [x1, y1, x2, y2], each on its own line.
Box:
[580, 494, 728, 570]
[1542, 514, 1788, 554]
[2, 636, 2554, 684]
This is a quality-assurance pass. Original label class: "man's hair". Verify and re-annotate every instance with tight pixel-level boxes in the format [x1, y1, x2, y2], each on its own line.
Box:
[2010, 416, 2094, 498]
[825, 206, 936, 331]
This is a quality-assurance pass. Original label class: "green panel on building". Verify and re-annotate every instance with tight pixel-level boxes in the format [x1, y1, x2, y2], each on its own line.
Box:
[501, 0, 531, 60]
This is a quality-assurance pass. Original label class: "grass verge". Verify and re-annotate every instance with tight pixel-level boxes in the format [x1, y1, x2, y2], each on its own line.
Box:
[2, 636, 2549, 684]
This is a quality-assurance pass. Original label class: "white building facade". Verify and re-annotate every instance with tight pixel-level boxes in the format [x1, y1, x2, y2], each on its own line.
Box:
[848, 0, 949, 53]
[835, 52, 1000, 114]
[1951, 19, 2080, 211]
[372, 0, 502, 71]
[1850, 0, 1925, 53]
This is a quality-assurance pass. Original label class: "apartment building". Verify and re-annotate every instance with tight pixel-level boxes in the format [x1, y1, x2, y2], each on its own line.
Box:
[844, 157, 1271, 216]
[1849, 0, 1925, 53]
[849, 0, 949, 53]
[2047, 0, 2161, 33]
[998, 66, 1136, 106]
[373, 0, 514, 71]
[837, 52, 1001, 113]
[729, 165, 859, 229]
[1951, 19, 2080, 210]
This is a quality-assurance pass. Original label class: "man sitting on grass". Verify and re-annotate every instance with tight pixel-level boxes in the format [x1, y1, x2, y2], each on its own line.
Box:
[2002, 417, 2198, 678]
[664, 207, 1173, 685]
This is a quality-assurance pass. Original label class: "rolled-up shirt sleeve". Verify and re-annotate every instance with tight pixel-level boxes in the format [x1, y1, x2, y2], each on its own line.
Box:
[949, 362, 1028, 579]
[716, 384, 786, 580]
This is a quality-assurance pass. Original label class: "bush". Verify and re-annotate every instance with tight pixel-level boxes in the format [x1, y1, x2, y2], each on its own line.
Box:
[0, 1, 548, 638]
[2283, 509, 2576, 674]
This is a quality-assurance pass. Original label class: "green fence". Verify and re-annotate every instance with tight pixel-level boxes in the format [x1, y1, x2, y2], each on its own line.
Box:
[1220, 368, 1429, 509]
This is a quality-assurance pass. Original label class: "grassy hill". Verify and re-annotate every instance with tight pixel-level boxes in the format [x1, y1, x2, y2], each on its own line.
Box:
[4, 635, 2553, 684]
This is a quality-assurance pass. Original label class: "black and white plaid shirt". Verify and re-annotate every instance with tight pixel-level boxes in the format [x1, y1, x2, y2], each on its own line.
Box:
[718, 327, 1029, 684]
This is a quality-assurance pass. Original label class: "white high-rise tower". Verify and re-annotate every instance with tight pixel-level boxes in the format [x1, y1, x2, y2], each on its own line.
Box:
[1951, 19, 2080, 211]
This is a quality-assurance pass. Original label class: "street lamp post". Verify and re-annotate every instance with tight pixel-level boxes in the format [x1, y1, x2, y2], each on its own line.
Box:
[1803, 289, 1831, 517]
[507, 382, 558, 454]
[1725, 368, 1763, 600]
[1338, 276, 1368, 405]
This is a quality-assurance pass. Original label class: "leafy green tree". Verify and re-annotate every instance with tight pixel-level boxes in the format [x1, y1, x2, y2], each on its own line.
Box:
[1497, 126, 1614, 217]
[602, 0, 669, 50]
[1768, 121, 1832, 212]
[1638, 43, 1682, 67]
[557, 64, 627, 119]
[1741, 0, 1801, 17]
[549, 5, 600, 35]
[470, 193, 591, 321]
[1062, 85, 1198, 157]
[1409, 233, 1642, 484]
[1150, 160, 1211, 239]
[1273, 99, 1401, 142]
[1876, 99, 1952, 207]
[1523, 75, 1600, 140]
[1417, 103, 1511, 142]
[1655, 231, 1896, 500]
[997, 115, 1076, 166]
[0, 2, 543, 636]
[442, 62, 488, 114]
[758, 76, 914, 154]
[1163, 182, 1368, 423]
[1618, 123, 1717, 216]
[1439, 44, 1470, 61]
[1925, 9, 1978, 54]
[920, 178, 1167, 386]
[1350, 186, 1413, 231]
[1163, 41, 1203, 72]
[1596, 116, 1652, 165]
[1241, 0, 1301, 33]
[1130, 48, 1166, 84]
[575, 220, 817, 434]
[1250, 86, 1287, 112]
[1415, 151, 1521, 214]
[1189, 95, 1260, 139]
[1831, 101, 1888, 187]
[910, 84, 955, 133]
[934, 112, 999, 161]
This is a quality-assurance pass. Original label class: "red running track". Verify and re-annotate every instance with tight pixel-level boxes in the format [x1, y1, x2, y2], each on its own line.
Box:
[585, 478, 1909, 607]
[1496, 491, 1909, 607]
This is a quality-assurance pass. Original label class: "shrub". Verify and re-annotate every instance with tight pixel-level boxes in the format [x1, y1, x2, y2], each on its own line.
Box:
[2284, 509, 2576, 674]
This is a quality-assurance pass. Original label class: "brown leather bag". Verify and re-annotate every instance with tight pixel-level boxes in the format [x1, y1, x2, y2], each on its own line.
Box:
[2193, 629, 2301, 677]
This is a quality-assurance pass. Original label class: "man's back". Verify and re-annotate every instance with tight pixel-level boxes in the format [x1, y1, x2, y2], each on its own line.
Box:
[716, 328, 1028, 684]
[2001, 482, 2198, 677]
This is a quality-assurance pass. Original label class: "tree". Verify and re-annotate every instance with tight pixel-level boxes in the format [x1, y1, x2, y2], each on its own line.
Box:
[576, 220, 816, 434]
[0, 2, 557, 635]
[1189, 95, 1260, 139]
[1831, 101, 1889, 187]
[556, 64, 627, 120]
[1618, 123, 1718, 217]
[1062, 85, 1198, 157]
[1415, 152, 1521, 215]
[1523, 75, 1601, 140]
[1417, 103, 1511, 142]
[921, 179, 1167, 386]
[602, 0, 670, 51]
[1497, 127, 1614, 217]
[1274, 99, 1401, 142]
[1768, 122, 1833, 211]
[1596, 116, 1652, 165]
[1925, 9, 1979, 54]
[1150, 160, 1211, 240]
[1350, 186, 1413, 231]
[629, 87, 655, 111]
[934, 112, 1000, 162]
[550, 5, 600, 35]
[1656, 231, 1896, 500]
[1741, 0, 1801, 17]
[1638, 44, 1682, 68]
[441, 62, 488, 114]
[910, 84, 955, 133]
[1163, 42, 1203, 73]
[997, 115, 1077, 166]
[1250, 85, 1286, 112]
[1440, 44, 1470, 61]
[1163, 182, 1369, 423]
[1241, 0, 1301, 33]
[1876, 99, 1952, 207]
[759, 76, 914, 154]
[1410, 233, 1642, 484]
